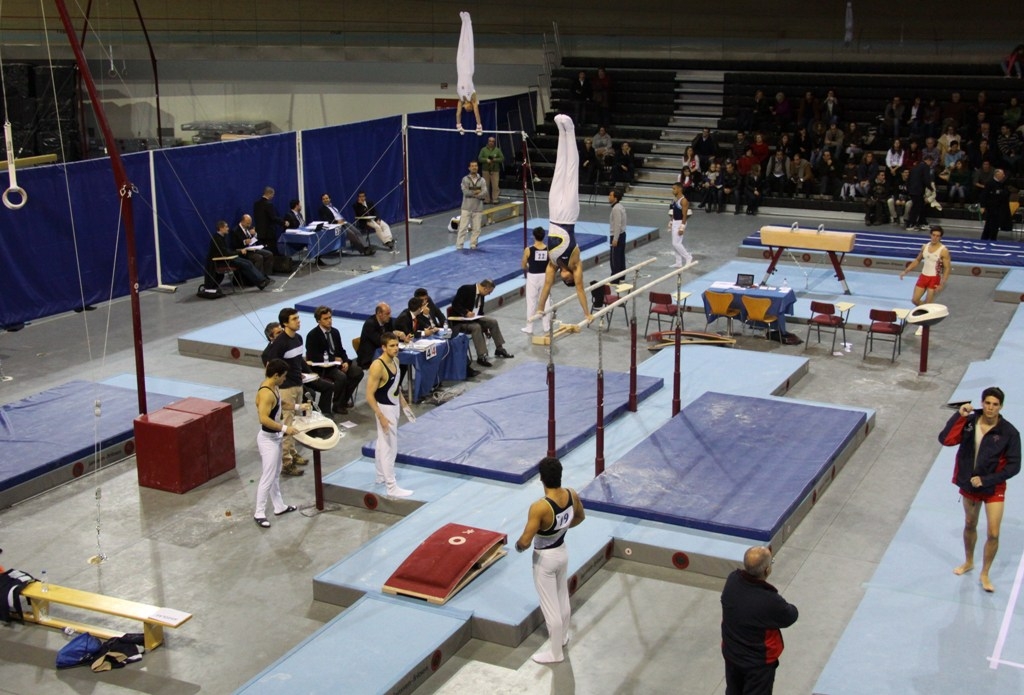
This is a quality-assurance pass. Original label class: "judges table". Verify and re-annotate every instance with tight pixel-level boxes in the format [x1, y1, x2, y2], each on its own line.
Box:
[702, 281, 798, 333]
[377, 334, 470, 403]
[279, 224, 346, 259]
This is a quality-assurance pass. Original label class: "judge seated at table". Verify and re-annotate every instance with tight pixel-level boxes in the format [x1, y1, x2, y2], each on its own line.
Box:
[204, 220, 272, 291]
[230, 213, 273, 276]
[316, 192, 374, 256]
[395, 297, 442, 339]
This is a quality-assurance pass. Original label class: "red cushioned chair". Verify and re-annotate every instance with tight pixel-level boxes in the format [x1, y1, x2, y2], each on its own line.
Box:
[645, 291, 681, 338]
[805, 301, 847, 353]
[863, 308, 905, 362]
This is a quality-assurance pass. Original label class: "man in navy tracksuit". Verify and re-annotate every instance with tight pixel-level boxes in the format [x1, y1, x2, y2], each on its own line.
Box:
[721, 546, 799, 694]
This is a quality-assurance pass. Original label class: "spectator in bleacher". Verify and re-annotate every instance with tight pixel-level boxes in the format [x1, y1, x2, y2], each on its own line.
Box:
[815, 150, 840, 199]
[579, 137, 601, 191]
[856, 151, 880, 197]
[788, 152, 814, 197]
[941, 92, 967, 135]
[736, 147, 758, 178]
[922, 136, 942, 170]
[943, 140, 966, 172]
[864, 170, 891, 225]
[610, 142, 635, 185]
[776, 132, 795, 160]
[937, 125, 962, 160]
[1002, 44, 1024, 78]
[885, 139, 905, 180]
[677, 166, 698, 202]
[742, 164, 762, 215]
[1002, 96, 1021, 131]
[843, 122, 864, 162]
[771, 92, 793, 134]
[822, 89, 841, 125]
[943, 159, 972, 207]
[700, 161, 722, 211]
[904, 139, 923, 170]
[969, 92, 990, 125]
[750, 132, 771, 168]
[682, 145, 701, 177]
[997, 125, 1022, 173]
[569, 71, 592, 127]
[592, 126, 614, 165]
[969, 139, 997, 170]
[692, 128, 717, 172]
[797, 90, 821, 132]
[883, 96, 906, 139]
[923, 97, 942, 139]
[793, 125, 812, 160]
[808, 122, 827, 166]
[906, 154, 935, 230]
[823, 122, 845, 160]
[731, 131, 749, 161]
[888, 168, 913, 225]
[839, 157, 859, 201]
[721, 161, 741, 214]
[907, 96, 925, 139]
[739, 90, 770, 134]
[971, 118, 993, 150]
[764, 150, 790, 197]
[973, 160, 996, 202]
[981, 169, 1013, 241]
[592, 67, 612, 126]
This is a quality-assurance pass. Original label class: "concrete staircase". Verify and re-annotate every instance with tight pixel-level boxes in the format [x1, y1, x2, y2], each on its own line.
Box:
[630, 70, 724, 204]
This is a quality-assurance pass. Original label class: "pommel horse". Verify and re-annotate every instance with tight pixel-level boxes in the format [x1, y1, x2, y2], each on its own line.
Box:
[759, 224, 856, 294]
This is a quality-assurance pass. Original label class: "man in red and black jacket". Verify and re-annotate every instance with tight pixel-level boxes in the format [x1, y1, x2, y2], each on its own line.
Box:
[721, 546, 799, 694]
[940, 386, 1021, 593]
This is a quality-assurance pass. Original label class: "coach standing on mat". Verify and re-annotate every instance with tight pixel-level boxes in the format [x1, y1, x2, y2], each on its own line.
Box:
[514, 457, 585, 664]
[455, 161, 487, 250]
[941, 386, 1021, 593]
[721, 545, 799, 694]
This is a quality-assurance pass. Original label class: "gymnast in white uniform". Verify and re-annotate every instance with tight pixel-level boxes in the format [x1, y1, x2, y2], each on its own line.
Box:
[366, 332, 415, 498]
[456, 12, 482, 135]
[535, 114, 593, 325]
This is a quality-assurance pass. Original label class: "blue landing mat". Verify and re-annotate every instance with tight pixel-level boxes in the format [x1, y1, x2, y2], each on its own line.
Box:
[297, 223, 606, 320]
[0, 381, 175, 492]
[743, 228, 1024, 267]
[361, 362, 664, 484]
[579, 391, 867, 541]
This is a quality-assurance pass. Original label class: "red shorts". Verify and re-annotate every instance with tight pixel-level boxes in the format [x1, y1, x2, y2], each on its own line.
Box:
[960, 482, 1006, 503]
[916, 274, 941, 289]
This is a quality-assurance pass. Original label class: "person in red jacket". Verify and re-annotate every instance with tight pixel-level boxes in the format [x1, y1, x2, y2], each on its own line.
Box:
[720, 546, 799, 694]
[940, 386, 1021, 592]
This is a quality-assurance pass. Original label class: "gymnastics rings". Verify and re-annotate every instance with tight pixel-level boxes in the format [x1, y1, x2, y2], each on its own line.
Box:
[3, 121, 27, 211]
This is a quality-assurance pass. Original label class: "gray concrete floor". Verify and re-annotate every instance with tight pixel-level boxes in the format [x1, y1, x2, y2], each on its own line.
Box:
[0, 193, 1013, 694]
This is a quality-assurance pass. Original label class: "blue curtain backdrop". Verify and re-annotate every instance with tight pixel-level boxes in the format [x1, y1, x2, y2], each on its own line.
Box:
[0, 93, 533, 327]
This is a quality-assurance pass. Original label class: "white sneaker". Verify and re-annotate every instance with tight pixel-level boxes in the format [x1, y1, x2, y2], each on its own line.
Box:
[521, 327, 533, 334]
[387, 485, 413, 498]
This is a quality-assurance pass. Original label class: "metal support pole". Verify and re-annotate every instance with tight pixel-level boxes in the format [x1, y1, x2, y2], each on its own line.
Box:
[595, 318, 605, 475]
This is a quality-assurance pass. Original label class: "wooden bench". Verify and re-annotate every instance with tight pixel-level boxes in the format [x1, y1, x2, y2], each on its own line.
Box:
[20, 581, 192, 650]
[482, 201, 522, 226]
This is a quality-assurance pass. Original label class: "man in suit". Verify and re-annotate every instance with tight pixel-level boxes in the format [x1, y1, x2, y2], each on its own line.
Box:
[284, 199, 306, 230]
[204, 220, 272, 290]
[252, 186, 284, 255]
[413, 287, 447, 330]
[352, 190, 395, 251]
[451, 279, 513, 367]
[318, 192, 374, 256]
[357, 302, 409, 369]
[305, 306, 363, 415]
[230, 213, 273, 276]
[394, 297, 440, 338]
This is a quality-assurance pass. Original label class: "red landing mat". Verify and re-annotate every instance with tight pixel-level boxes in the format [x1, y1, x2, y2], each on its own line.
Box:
[382, 523, 507, 605]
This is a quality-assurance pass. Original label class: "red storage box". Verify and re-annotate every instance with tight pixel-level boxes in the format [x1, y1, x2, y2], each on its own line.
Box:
[134, 409, 209, 494]
[165, 397, 236, 478]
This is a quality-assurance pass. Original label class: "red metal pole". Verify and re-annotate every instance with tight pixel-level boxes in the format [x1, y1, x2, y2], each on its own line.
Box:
[672, 322, 682, 417]
[595, 340, 605, 476]
[919, 325, 929, 374]
[55, 0, 148, 414]
[313, 450, 324, 511]
[628, 312, 638, 412]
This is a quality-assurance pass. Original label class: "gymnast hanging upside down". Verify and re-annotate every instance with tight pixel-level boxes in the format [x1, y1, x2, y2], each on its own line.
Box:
[535, 114, 593, 330]
[456, 12, 482, 135]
